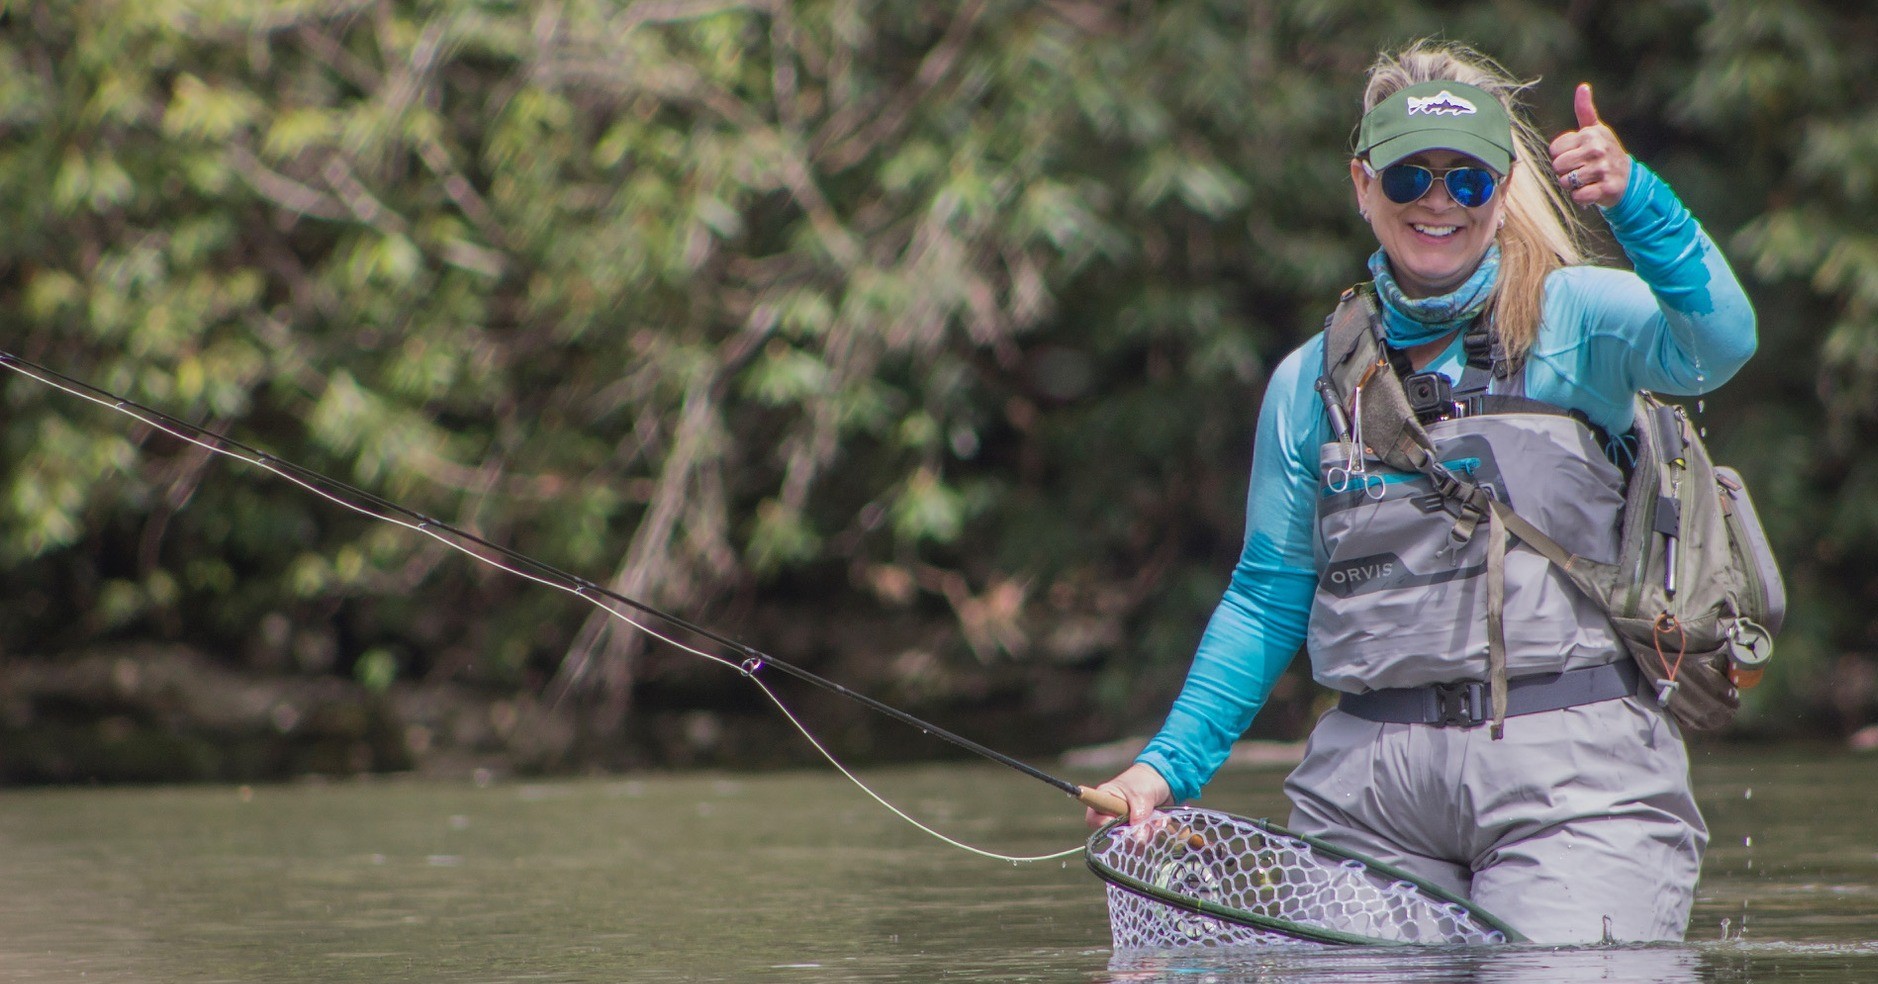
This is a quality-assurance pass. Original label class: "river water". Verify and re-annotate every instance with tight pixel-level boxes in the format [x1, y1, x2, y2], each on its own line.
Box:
[0, 745, 1872, 982]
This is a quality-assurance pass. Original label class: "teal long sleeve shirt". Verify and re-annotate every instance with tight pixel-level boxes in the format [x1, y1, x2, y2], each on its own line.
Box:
[1136, 161, 1759, 803]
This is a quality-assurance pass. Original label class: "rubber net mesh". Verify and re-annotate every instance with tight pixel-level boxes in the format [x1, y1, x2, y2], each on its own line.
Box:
[1087, 808, 1515, 949]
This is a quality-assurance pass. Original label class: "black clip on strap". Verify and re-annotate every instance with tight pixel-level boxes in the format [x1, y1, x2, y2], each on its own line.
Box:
[1432, 681, 1489, 728]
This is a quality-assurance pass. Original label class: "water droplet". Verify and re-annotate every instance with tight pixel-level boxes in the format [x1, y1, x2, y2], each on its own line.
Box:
[1697, 399, 1706, 415]
[1744, 787, 1753, 799]
[1744, 836, 1753, 848]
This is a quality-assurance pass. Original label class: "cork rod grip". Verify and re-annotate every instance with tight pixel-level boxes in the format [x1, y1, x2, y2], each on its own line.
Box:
[1075, 784, 1130, 818]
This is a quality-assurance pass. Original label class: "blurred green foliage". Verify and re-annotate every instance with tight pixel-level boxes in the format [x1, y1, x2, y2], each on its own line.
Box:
[0, 0, 1873, 763]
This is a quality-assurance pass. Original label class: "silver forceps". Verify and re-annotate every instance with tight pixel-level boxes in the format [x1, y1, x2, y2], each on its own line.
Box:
[1318, 377, 1385, 500]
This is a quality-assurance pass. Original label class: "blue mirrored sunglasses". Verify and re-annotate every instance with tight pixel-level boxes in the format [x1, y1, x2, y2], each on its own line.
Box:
[1363, 160, 1501, 208]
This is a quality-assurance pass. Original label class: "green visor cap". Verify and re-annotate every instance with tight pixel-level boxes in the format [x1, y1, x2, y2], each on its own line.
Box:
[1357, 81, 1514, 175]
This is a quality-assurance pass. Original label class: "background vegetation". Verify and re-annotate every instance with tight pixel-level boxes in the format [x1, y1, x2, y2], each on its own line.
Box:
[1, 0, 1873, 782]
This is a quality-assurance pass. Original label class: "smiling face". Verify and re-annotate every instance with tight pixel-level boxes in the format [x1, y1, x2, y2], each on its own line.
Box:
[1352, 149, 1509, 298]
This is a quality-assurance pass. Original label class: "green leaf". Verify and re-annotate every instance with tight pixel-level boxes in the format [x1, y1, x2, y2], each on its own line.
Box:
[354, 648, 400, 694]
[891, 468, 967, 544]
[748, 499, 820, 572]
[162, 74, 262, 140]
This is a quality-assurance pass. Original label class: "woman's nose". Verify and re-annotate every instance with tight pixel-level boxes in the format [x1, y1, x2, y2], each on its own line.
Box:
[1419, 176, 1458, 209]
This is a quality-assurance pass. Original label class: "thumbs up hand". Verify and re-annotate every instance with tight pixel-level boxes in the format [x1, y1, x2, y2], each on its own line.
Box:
[1548, 83, 1631, 209]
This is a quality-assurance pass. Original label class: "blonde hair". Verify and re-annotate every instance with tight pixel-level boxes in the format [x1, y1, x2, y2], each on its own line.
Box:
[1359, 40, 1591, 362]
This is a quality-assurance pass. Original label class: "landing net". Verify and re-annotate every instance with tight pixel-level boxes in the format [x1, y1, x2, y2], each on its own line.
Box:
[1087, 808, 1524, 948]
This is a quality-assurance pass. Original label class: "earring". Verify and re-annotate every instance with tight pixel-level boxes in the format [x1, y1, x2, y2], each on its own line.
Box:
[1360, 209, 1370, 222]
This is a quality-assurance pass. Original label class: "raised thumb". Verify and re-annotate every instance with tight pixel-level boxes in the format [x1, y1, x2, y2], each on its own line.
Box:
[1575, 82, 1601, 129]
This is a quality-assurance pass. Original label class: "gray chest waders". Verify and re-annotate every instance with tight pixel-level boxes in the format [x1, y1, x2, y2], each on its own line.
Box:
[1311, 288, 1627, 738]
[1315, 286, 1788, 734]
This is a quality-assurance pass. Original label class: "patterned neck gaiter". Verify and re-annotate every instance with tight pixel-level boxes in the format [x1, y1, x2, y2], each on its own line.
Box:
[1367, 244, 1501, 348]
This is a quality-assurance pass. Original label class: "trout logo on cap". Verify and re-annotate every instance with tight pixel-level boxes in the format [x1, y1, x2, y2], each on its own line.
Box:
[1406, 91, 1478, 117]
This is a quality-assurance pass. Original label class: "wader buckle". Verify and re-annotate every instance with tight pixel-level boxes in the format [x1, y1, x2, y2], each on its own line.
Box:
[1431, 681, 1488, 729]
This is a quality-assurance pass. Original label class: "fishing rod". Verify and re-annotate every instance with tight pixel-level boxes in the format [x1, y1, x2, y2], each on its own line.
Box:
[0, 350, 1128, 824]
[8, 350, 1537, 949]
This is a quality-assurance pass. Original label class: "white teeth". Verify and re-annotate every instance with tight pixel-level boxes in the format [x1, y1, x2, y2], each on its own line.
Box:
[1412, 224, 1459, 238]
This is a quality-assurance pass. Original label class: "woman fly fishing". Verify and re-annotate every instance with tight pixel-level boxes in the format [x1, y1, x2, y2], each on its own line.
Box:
[1087, 39, 1757, 944]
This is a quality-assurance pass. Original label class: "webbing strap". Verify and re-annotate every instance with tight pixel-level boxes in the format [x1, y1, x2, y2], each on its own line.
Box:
[1485, 506, 1509, 738]
[1490, 499, 1576, 570]
[1338, 661, 1641, 726]
[1385, 320, 1500, 398]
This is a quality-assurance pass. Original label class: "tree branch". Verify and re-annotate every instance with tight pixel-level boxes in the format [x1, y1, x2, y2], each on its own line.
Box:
[815, 0, 989, 172]
[228, 144, 350, 222]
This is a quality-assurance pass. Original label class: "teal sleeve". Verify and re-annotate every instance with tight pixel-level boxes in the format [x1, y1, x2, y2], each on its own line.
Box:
[1524, 160, 1759, 433]
[1134, 339, 1324, 804]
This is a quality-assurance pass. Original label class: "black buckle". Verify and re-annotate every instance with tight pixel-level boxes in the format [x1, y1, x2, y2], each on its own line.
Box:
[1462, 328, 1491, 367]
[1426, 461, 1463, 498]
[1431, 681, 1487, 728]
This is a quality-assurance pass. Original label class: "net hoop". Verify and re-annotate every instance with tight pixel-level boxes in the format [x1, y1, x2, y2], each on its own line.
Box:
[1088, 807, 1528, 948]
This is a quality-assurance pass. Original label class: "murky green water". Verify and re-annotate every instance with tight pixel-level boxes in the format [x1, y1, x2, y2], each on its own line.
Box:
[0, 746, 1872, 982]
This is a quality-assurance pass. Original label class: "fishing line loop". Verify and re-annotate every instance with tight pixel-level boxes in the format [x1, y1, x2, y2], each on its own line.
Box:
[0, 349, 1088, 866]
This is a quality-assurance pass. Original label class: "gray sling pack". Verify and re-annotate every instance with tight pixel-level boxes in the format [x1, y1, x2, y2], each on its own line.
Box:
[1319, 286, 1786, 733]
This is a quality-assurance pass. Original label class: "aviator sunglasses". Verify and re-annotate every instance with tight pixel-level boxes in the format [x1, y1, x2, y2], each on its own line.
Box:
[1362, 160, 1502, 208]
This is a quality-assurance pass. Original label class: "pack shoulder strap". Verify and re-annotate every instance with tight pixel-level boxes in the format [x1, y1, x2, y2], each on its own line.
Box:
[1320, 287, 1445, 478]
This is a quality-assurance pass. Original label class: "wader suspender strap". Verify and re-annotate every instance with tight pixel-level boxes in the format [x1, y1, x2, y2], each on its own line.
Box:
[1320, 287, 1560, 738]
[1384, 322, 1498, 402]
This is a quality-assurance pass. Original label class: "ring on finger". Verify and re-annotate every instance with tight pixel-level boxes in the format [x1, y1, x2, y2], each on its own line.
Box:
[1565, 168, 1584, 190]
